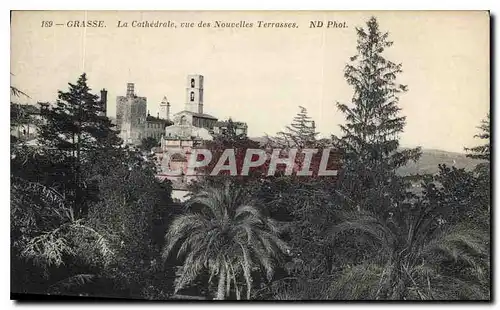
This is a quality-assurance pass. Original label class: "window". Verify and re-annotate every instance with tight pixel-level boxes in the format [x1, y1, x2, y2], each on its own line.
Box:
[191, 78, 195, 88]
[190, 91, 195, 102]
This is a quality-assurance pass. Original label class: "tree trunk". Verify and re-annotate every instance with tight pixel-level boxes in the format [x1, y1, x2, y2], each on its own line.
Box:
[216, 266, 226, 300]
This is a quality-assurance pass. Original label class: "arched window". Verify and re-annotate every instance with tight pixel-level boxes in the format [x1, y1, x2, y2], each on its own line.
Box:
[190, 78, 195, 88]
[190, 91, 195, 102]
[180, 115, 187, 125]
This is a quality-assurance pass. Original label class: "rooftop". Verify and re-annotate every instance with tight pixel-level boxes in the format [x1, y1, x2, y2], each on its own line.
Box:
[164, 124, 214, 141]
[146, 114, 172, 123]
[175, 110, 218, 120]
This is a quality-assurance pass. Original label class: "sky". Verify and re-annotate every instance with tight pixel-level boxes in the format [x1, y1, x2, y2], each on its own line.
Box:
[10, 11, 490, 153]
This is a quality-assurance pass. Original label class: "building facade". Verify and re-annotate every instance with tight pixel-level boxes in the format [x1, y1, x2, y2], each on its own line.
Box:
[156, 74, 220, 198]
[112, 74, 249, 200]
[10, 103, 46, 142]
[145, 114, 170, 141]
[171, 74, 218, 131]
[116, 83, 175, 145]
[161, 74, 218, 144]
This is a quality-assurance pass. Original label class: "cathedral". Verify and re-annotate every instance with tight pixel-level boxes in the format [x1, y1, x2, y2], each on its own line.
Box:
[155, 75, 220, 194]
[116, 74, 248, 196]
[116, 74, 247, 146]
[160, 74, 217, 147]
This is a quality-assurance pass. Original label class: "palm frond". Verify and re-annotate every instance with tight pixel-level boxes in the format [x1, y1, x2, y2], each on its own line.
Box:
[10, 85, 30, 98]
[328, 263, 383, 300]
[164, 180, 288, 299]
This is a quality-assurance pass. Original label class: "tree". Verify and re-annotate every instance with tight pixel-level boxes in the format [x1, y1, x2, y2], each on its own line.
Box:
[465, 113, 490, 161]
[163, 181, 288, 300]
[140, 136, 159, 152]
[328, 207, 489, 300]
[195, 122, 265, 186]
[37, 73, 121, 216]
[420, 164, 489, 227]
[11, 176, 113, 295]
[333, 16, 421, 213]
[275, 106, 318, 149]
[38, 73, 118, 155]
[11, 74, 177, 299]
[86, 147, 175, 298]
[256, 176, 338, 294]
[251, 108, 340, 295]
[213, 118, 247, 144]
[465, 113, 490, 219]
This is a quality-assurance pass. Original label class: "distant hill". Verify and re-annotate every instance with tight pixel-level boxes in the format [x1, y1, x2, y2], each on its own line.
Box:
[249, 137, 484, 176]
[397, 149, 484, 176]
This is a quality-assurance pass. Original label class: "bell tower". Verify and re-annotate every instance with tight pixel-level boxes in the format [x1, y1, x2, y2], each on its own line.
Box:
[159, 96, 170, 120]
[185, 74, 204, 114]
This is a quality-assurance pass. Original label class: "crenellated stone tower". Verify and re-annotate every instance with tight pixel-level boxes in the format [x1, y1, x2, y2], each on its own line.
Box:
[116, 83, 147, 145]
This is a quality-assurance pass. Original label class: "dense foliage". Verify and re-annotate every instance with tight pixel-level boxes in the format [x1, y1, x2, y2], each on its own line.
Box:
[163, 182, 288, 300]
[11, 16, 490, 301]
[11, 74, 176, 299]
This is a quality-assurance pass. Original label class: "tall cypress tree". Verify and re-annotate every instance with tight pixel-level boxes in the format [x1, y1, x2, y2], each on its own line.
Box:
[334, 17, 421, 212]
[38, 73, 121, 216]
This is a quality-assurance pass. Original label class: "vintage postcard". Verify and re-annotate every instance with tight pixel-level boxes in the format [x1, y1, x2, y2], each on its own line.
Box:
[10, 10, 490, 301]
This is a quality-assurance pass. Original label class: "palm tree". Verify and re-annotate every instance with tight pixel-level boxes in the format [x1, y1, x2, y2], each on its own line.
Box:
[11, 73, 30, 99]
[10, 85, 29, 98]
[162, 181, 289, 300]
[327, 203, 489, 300]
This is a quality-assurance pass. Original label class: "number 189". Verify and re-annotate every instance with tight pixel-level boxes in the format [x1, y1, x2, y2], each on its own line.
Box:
[41, 21, 53, 27]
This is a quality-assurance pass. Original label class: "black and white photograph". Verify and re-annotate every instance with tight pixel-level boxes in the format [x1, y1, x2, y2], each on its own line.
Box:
[10, 10, 491, 301]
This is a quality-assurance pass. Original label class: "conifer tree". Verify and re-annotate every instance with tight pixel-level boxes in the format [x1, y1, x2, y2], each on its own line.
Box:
[38, 73, 121, 216]
[465, 113, 490, 161]
[38, 73, 119, 155]
[334, 17, 421, 212]
[276, 106, 318, 149]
